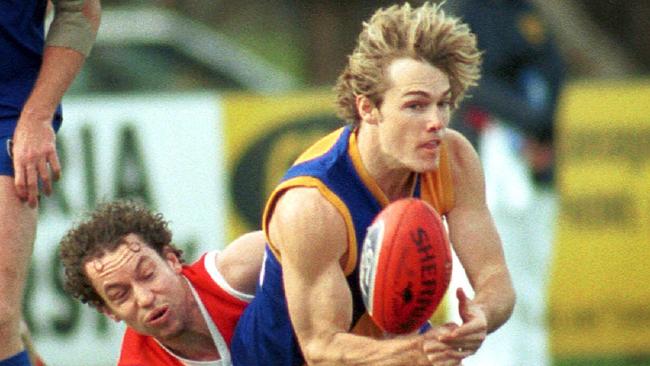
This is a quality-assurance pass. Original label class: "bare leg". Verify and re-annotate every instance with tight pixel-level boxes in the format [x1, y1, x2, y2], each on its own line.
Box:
[0, 176, 37, 360]
[20, 320, 45, 366]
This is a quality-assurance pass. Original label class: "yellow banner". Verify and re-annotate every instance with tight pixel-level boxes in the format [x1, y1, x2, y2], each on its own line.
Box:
[550, 79, 650, 356]
[222, 90, 339, 240]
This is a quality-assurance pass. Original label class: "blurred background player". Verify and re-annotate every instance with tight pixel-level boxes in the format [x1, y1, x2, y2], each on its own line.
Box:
[59, 200, 266, 365]
[447, 0, 567, 365]
[0, 1, 100, 365]
[231, 3, 515, 365]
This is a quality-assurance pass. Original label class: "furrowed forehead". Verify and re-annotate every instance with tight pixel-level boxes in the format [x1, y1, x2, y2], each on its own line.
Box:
[84, 240, 158, 289]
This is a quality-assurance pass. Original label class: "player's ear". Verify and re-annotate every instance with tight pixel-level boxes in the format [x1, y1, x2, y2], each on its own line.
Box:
[356, 95, 380, 125]
[163, 245, 183, 274]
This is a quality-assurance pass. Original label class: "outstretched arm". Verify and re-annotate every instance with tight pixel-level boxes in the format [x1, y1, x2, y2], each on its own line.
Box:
[12, 0, 101, 206]
[442, 130, 516, 353]
[269, 187, 461, 366]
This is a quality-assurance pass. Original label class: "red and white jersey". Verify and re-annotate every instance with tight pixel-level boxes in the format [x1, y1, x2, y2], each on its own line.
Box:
[117, 251, 252, 366]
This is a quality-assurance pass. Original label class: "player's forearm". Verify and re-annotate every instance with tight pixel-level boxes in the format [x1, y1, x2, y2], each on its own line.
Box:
[303, 332, 431, 366]
[22, 0, 100, 123]
[289, 277, 430, 365]
[20, 47, 86, 123]
[473, 269, 515, 333]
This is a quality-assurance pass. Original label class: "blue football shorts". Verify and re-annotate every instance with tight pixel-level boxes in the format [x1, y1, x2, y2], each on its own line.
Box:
[0, 119, 61, 177]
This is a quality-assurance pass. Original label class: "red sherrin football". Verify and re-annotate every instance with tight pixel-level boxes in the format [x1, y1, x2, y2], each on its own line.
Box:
[359, 198, 452, 334]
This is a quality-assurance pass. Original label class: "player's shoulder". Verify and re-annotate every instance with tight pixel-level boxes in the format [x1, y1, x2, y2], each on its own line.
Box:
[443, 128, 481, 175]
[444, 128, 477, 159]
[269, 186, 348, 258]
[273, 186, 342, 224]
[443, 128, 487, 206]
[294, 126, 348, 165]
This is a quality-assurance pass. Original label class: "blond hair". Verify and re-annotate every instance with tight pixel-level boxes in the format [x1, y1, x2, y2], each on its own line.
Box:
[335, 2, 482, 126]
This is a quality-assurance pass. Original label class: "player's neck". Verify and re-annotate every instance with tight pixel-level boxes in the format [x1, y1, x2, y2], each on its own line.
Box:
[161, 334, 221, 361]
[159, 282, 220, 361]
[378, 171, 416, 202]
[356, 127, 415, 202]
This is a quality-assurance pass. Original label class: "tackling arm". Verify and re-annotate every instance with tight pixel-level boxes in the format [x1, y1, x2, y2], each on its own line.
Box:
[217, 230, 266, 295]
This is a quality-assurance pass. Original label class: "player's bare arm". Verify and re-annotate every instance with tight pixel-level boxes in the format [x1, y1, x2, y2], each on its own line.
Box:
[12, 0, 101, 206]
[216, 230, 266, 295]
[269, 187, 458, 366]
[442, 129, 516, 350]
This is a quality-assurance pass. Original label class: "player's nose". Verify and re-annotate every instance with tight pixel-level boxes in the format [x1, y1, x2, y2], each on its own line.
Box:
[134, 285, 155, 307]
[425, 110, 445, 132]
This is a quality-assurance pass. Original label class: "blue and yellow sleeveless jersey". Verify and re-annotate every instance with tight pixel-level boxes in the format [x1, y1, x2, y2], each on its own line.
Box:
[0, 0, 62, 134]
[231, 125, 454, 366]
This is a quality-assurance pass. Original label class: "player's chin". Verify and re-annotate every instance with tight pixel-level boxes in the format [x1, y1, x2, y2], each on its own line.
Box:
[409, 157, 439, 173]
[148, 320, 183, 340]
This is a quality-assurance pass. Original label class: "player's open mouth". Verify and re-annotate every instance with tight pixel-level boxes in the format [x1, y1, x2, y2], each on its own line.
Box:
[146, 306, 170, 325]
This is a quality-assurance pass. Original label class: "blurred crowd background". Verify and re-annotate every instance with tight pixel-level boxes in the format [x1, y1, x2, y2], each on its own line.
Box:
[31, 1, 650, 365]
[70, 0, 650, 95]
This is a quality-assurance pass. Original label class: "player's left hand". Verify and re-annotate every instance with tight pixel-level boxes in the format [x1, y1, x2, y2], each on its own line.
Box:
[438, 288, 488, 357]
[11, 116, 61, 208]
[422, 323, 465, 366]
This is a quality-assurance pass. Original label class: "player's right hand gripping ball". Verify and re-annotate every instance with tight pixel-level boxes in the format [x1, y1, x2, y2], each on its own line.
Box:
[359, 198, 452, 334]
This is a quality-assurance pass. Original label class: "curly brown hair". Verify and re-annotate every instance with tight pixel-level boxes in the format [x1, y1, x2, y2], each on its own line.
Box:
[334, 2, 482, 126]
[59, 200, 183, 309]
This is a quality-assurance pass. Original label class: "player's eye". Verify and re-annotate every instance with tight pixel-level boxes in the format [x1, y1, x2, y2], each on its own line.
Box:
[438, 100, 451, 108]
[108, 289, 129, 303]
[405, 102, 426, 110]
[139, 261, 156, 280]
[141, 270, 154, 280]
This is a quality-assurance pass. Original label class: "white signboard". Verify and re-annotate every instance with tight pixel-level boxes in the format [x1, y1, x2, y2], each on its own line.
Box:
[28, 93, 227, 366]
